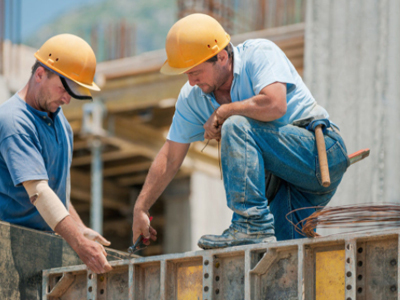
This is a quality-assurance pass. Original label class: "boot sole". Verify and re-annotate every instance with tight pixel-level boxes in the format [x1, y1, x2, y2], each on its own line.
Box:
[198, 236, 276, 250]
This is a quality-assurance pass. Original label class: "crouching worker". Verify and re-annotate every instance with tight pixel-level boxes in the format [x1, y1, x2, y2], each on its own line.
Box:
[0, 34, 112, 274]
[132, 14, 349, 250]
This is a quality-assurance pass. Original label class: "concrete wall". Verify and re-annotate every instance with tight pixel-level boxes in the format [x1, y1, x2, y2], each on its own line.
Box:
[304, 0, 400, 209]
[189, 171, 232, 250]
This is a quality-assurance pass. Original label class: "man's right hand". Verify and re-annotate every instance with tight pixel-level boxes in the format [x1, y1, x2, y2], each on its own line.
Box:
[74, 237, 112, 274]
[54, 216, 112, 274]
[132, 208, 157, 245]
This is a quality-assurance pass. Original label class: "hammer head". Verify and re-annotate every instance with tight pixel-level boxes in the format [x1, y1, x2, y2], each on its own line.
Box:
[292, 115, 326, 128]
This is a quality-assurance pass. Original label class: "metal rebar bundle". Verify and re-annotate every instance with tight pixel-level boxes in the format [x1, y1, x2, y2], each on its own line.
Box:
[286, 203, 400, 238]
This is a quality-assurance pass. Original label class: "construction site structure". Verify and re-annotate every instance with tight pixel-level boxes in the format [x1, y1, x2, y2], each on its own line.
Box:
[2, 220, 399, 299]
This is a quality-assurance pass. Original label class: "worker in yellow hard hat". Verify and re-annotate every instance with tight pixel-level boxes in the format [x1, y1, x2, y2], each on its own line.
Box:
[0, 34, 112, 273]
[132, 14, 349, 249]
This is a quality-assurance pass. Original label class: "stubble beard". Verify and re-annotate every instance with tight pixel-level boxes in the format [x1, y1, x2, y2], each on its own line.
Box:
[37, 87, 58, 113]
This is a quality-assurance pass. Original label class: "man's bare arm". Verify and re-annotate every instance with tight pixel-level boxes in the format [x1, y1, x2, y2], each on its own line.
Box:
[23, 180, 112, 274]
[132, 140, 190, 243]
[55, 216, 112, 274]
[217, 82, 287, 123]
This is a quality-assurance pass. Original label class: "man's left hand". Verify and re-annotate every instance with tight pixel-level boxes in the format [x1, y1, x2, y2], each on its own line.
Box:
[82, 227, 111, 246]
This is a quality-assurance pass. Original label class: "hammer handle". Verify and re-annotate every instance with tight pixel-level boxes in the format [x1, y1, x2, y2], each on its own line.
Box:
[315, 125, 330, 187]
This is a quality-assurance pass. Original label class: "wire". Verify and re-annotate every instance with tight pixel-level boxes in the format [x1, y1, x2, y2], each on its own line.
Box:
[286, 203, 400, 238]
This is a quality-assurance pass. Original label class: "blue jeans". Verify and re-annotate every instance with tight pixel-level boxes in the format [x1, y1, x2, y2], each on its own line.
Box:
[220, 116, 349, 241]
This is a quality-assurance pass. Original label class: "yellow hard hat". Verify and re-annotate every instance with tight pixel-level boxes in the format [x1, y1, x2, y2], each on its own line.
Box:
[34, 34, 100, 99]
[160, 14, 231, 75]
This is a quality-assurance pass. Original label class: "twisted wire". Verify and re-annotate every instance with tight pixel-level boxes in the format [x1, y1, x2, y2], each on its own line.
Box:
[286, 203, 400, 238]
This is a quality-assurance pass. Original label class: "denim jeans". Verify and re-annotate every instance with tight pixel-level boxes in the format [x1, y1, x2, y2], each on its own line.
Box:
[220, 116, 349, 241]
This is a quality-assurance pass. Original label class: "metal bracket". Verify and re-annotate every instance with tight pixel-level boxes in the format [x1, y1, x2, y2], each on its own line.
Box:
[47, 272, 75, 297]
[249, 249, 278, 275]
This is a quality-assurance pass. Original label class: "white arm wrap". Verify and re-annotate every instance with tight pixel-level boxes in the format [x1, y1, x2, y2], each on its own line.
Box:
[23, 180, 70, 230]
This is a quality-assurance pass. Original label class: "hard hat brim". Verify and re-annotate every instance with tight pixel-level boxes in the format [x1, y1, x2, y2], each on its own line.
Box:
[160, 60, 194, 75]
[61, 77, 94, 100]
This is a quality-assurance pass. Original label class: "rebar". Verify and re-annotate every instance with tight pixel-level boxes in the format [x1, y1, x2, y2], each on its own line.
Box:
[286, 203, 400, 238]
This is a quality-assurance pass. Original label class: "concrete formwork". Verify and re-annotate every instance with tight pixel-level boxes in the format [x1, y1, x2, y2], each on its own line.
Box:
[43, 228, 400, 300]
[304, 0, 400, 209]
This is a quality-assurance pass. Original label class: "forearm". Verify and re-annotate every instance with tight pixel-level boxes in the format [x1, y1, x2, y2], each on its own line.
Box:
[54, 215, 85, 250]
[218, 94, 286, 122]
[216, 82, 287, 123]
[69, 203, 85, 229]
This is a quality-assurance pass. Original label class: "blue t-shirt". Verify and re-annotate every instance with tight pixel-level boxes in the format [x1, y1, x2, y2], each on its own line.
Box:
[0, 94, 72, 231]
[167, 39, 329, 143]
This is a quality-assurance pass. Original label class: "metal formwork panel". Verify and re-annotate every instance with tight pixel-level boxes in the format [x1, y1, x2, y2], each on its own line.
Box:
[42, 229, 400, 300]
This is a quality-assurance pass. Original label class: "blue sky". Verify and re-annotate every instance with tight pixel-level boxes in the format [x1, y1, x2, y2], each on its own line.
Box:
[4, 0, 106, 42]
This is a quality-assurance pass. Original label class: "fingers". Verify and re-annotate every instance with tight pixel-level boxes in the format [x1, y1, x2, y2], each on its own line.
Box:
[91, 257, 112, 274]
[132, 218, 150, 243]
[103, 262, 113, 272]
[77, 239, 113, 274]
[95, 235, 111, 247]
[85, 252, 112, 274]
[204, 130, 221, 141]
[204, 124, 221, 140]
[149, 226, 157, 236]
[100, 245, 107, 257]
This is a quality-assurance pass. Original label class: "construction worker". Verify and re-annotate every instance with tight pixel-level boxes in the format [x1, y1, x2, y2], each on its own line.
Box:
[0, 34, 112, 273]
[132, 14, 349, 249]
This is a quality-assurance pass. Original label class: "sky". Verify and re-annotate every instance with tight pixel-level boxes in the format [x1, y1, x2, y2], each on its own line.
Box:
[4, 0, 106, 43]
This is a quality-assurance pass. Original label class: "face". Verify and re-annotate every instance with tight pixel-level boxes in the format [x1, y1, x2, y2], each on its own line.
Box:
[35, 68, 72, 113]
[185, 52, 231, 94]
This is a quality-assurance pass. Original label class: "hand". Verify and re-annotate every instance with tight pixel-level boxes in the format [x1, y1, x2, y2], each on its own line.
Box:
[75, 238, 113, 274]
[82, 227, 111, 246]
[132, 208, 157, 246]
[204, 111, 222, 141]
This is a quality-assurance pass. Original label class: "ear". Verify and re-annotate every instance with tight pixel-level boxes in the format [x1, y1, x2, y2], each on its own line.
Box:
[217, 50, 229, 64]
[34, 66, 46, 83]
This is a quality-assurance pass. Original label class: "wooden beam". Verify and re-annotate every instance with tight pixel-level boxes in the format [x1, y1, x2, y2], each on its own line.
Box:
[116, 168, 191, 187]
[103, 161, 153, 177]
[71, 140, 159, 167]
[70, 169, 129, 200]
[117, 174, 148, 187]
[70, 188, 130, 212]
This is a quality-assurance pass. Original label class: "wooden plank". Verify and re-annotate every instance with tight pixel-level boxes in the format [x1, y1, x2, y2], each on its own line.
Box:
[103, 161, 153, 177]
[70, 188, 130, 211]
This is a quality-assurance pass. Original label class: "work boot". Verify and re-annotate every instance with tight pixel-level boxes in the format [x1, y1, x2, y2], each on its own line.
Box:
[197, 228, 276, 250]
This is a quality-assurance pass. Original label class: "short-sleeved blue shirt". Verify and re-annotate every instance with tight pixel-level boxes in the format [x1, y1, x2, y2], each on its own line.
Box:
[0, 94, 73, 231]
[167, 39, 329, 143]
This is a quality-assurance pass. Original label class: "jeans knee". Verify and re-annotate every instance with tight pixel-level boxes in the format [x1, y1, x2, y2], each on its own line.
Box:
[222, 115, 250, 136]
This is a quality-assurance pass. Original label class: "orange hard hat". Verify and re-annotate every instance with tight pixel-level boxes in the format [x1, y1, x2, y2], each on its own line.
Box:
[34, 34, 99, 99]
[160, 14, 231, 75]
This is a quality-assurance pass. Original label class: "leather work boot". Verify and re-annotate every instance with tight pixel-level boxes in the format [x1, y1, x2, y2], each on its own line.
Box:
[198, 228, 276, 250]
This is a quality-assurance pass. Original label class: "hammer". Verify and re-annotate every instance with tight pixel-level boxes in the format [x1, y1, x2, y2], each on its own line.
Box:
[293, 115, 331, 187]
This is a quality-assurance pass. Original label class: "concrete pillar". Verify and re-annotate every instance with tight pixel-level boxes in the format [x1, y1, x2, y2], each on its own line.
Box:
[163, 178, 192, 253]
[189, 171, 232, 251]
[305, 0, 400, 206]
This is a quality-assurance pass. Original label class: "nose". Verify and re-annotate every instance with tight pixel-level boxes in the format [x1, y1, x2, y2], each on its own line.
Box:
[62, 93, 72, 105]
[187, 75, 198, 87]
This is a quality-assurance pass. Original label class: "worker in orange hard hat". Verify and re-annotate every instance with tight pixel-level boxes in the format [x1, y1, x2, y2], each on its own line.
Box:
[0, 34, 112, 274]
[132, 14, 349, 249]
